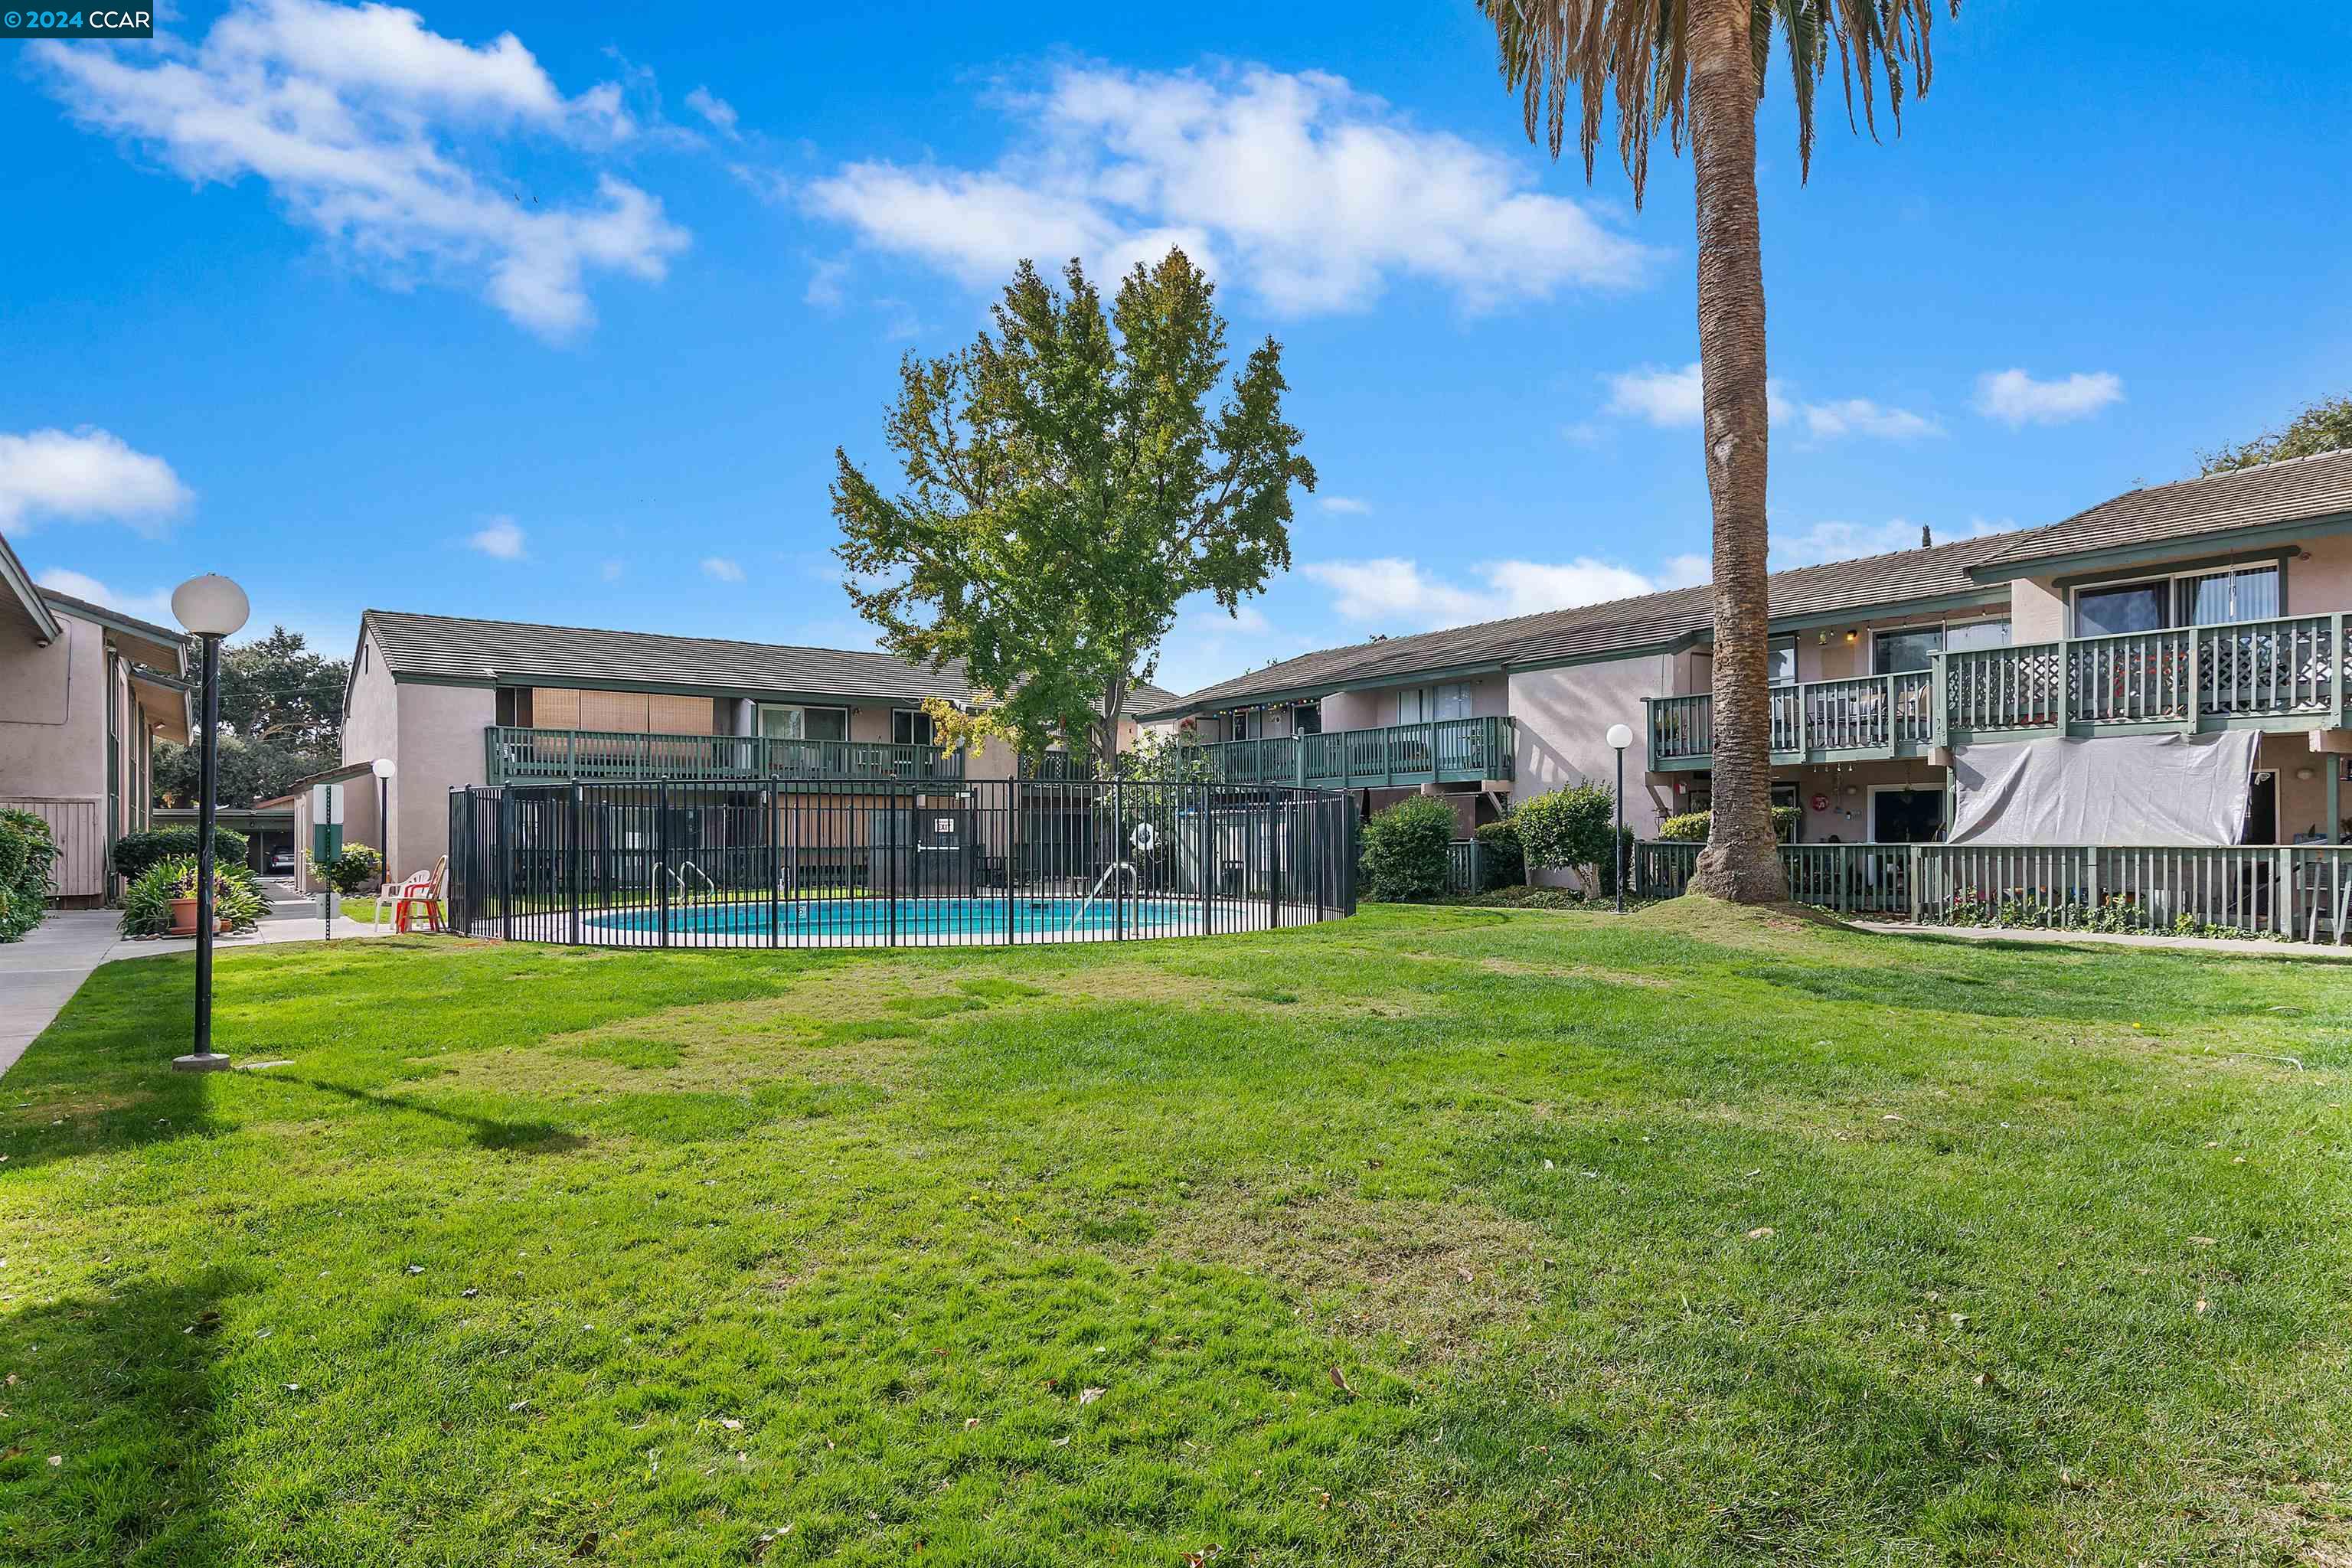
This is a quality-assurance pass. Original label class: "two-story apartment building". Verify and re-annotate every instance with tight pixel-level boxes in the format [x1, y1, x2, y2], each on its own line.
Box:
[323, 608, 1174, 887]
[1140, 452, 2352, 856]
[0, 528, 192, 903]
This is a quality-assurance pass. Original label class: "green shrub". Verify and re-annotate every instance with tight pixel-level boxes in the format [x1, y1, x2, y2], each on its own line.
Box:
[113, 825, 250, 883]
[1514, 782, 1625, 892]
[1656, 806, 1800, 844]
[1472, 818, 1524, 890]
[1358, 797, 1457, 903]
[119, 854, 268, 938]
[0, 808, 57, 942]
[309, 842, 385, 897]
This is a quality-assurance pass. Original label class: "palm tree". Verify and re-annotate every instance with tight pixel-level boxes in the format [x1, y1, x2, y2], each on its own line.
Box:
[1477, 0, 1953, 903]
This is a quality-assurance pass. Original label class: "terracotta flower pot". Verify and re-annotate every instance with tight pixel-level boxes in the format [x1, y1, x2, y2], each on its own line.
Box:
[168, 896, 199, 936]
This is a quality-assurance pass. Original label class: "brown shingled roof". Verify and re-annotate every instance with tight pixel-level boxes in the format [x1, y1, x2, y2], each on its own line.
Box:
[365, 609, 982, 704]
[1145, 528, 2031, 716]
[1968, 448, 2352, 572]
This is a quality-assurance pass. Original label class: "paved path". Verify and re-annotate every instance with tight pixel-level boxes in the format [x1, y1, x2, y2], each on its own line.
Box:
[0, 898, 390, 1077]
[1852, 920, 2352, 961]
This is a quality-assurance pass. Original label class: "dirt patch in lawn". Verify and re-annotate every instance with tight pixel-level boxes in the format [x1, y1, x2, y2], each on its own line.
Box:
[1138, 1187, 1551, 1362]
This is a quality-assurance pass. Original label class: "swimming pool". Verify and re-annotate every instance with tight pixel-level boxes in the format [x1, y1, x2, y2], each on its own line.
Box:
[586, 895, 1205, 942]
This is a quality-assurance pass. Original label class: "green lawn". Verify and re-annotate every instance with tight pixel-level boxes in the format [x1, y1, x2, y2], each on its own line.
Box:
[2, 903, 2349, 1566]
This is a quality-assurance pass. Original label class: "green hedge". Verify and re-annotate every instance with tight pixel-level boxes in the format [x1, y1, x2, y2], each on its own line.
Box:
[1656, 806, 1802, 843]
[0, 808, 59, 942]
[1472, 818, 1524, 890]
[1359, 796, 1458, 903]
[112, 825, 252, 884]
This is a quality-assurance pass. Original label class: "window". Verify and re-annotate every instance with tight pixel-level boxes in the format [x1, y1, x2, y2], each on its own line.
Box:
[1292, 704, 1322, 736]
[1869, 786, 1945, 844]
[760, 704, 848, 741]
[1767, 637, 1797, 687]
[2177, 565, 2280, 626]
[2072, 563, 2280, 635]
[1945, 619, 2012, 654]
[1397, 683, 1473, 724]
[893, 709, 936, 746]
[2074, 582, 2167, 638]
[1225, 708, 1259, 741]
[1872, 619, 2012, 672]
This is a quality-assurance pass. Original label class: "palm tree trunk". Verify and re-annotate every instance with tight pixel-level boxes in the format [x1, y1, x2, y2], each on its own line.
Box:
[1685, 0, 1788, 904]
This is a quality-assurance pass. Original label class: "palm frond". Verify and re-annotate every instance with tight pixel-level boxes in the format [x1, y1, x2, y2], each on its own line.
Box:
[1478, 0, 1957, 198]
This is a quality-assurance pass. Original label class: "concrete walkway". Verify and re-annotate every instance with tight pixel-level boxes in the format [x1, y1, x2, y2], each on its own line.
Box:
[1852, 920, 2352, 961]
[0, 898, 390, 1076]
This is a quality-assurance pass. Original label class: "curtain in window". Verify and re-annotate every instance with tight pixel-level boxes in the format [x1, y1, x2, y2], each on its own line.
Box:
[2177, 566, 2279, 626]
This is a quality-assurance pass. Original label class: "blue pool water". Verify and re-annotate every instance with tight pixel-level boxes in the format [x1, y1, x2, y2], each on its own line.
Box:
[587, 896, 1202, 939]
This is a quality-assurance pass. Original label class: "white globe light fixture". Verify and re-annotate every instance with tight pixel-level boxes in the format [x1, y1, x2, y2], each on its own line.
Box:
[1605, 722, 1636, 912]
[170, 572, 250, 1073]
[171, 574, 250, 639]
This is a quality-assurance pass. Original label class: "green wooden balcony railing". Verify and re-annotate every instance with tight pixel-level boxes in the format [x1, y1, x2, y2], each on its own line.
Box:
[484, 726, 963, 785]
[1645, 612, 2352, 769]
[1196, 716, 1514, 789]
[1648, 671, 1935, 769]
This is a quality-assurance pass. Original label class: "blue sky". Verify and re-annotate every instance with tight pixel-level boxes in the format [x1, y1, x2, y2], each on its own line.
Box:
[5, 0, 2351, 696]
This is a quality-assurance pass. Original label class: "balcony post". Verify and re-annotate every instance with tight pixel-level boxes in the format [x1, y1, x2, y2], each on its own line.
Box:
[2052, 639, 2069, 736]
[1929, 655, 1948, 750]
[2183, 630, 2201, 735]
[1881, 672, 1897, 758]
[2334, 612, 2347, 726]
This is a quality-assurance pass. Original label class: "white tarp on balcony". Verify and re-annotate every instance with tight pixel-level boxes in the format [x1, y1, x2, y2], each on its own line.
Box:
[1949, 731, 2260, 846]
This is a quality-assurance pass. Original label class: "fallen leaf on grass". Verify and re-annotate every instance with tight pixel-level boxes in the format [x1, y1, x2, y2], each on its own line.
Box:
[1745, 1227, 1775, 1240]
[1328, 1366, 1356, 1399]
[1078, 1387, 1106, 1406]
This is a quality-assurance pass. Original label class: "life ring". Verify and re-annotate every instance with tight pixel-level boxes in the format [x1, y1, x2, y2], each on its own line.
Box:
[1809, 792, 1829, 812]
[1130, 821, 1158, 854]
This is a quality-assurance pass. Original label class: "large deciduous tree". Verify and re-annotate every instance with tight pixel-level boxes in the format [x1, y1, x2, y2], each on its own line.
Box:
[153, 626, 348, 808]
[833, 250, 1314, 772]
[1476, 0, 1953, 903]
[2201, 392, 2352, 475]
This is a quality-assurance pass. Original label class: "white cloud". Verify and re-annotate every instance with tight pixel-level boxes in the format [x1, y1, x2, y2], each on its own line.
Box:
[1305, 554, 1660, 631]
[1768, 516, 2004, 570]
[804, 63, 1650, 315]
[684, 85, 738, 139]
[34, 568, 179, 626]
[1317, 495, 1371, 515]
[0, 427, 194, 534]
[1975, 368, 2123, 427]
[1796, 398, 1938, 441]
[1604, 362, 1936, 440]
[33, 0, 688, 339]
[701, 556, 745, 582]
[1659, 553, 1711, 588]
[805, 256, 848, 309]
[466, 516, 525, 558]
[1603, 363, 1704, 427]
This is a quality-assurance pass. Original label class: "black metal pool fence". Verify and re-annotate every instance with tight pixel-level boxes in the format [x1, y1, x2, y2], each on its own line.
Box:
[447, 777, 1358, 948]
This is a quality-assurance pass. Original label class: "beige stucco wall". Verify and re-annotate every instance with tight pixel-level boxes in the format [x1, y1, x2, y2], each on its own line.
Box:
[390, 681, 495, 877]
[0, 616, 102, 800]
[1509, 655, 1675, 890]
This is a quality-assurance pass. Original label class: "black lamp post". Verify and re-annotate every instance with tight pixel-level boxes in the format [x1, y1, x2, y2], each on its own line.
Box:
[170, 573, 250, 1073]
[1606, 722, 1635, 913]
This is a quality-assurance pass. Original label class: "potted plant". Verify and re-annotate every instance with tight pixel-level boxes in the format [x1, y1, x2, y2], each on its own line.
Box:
[162, 860, 233, 930]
